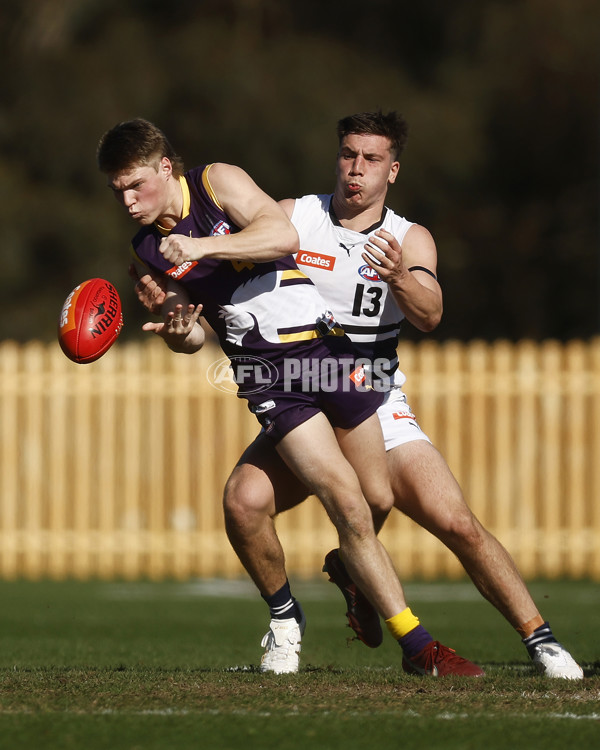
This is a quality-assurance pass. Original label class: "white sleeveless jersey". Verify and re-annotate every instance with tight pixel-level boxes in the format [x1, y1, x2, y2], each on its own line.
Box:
[292, 194, 413, 382]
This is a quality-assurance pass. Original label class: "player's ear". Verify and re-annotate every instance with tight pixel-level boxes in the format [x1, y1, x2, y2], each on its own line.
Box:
[388, 160, 400, 185]
[160, 156, 173, 178]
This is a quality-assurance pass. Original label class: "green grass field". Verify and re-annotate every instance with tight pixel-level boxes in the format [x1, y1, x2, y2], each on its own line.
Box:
[0, 578, 598, 749]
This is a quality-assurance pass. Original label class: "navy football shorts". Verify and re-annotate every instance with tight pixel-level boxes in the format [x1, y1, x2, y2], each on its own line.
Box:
[238, 337, 385, 444]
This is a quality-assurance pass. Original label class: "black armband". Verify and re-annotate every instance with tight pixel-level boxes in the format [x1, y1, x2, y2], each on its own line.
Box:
[408, 265, 437, 280]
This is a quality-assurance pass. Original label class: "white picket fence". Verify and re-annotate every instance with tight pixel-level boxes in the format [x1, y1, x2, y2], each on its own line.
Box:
[1, 337, 599, 581]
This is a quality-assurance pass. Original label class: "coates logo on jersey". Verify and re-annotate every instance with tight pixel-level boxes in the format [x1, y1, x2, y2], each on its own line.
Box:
[211, 220, 231, 236]
[166, 260, 198, 280]
[358, 264, 382, 282]
[295, 250, 336, 271]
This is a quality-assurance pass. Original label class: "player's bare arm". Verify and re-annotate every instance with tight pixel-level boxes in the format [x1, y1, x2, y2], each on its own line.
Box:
[363, 225, 442, 332]
[278, 198, 296, 219]
[159, 164, 299, 266]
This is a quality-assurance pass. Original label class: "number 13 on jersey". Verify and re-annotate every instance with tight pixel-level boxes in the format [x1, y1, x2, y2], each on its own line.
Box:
[352, 283, 383, 317]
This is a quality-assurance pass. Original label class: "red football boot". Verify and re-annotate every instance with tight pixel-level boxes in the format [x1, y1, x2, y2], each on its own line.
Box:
[402, 641, 485, 677]
[323, 549, 383, 648]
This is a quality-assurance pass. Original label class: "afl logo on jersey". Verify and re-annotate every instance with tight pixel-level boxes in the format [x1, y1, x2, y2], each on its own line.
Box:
[211, 220, 231, 236]
[358, 264, 382, 282]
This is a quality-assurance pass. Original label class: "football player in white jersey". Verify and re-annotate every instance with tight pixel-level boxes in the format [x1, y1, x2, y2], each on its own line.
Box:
[221, 111, 582, 680]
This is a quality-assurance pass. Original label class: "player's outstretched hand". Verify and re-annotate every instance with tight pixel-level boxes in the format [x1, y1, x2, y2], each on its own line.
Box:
[142, 303, 204, 353]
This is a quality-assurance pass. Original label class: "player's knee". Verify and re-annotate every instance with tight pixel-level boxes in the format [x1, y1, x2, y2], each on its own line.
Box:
[223, 470, 273, 528]
[442, 505, 486, 550]
[368, 491, 394, 519]
[360, 485, 393, 535]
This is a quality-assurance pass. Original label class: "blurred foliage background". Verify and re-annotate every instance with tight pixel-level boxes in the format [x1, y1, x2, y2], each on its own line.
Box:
[1, 0, 598, 343]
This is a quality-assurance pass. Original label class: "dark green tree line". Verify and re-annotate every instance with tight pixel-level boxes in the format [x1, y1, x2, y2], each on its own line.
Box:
[0, 0, 597, 342]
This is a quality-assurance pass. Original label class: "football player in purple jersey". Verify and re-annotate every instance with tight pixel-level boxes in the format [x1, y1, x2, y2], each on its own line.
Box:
[97, 118, 484, 677]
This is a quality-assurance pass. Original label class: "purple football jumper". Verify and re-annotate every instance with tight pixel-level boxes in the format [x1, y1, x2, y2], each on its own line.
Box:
[131, 165, 383, 442]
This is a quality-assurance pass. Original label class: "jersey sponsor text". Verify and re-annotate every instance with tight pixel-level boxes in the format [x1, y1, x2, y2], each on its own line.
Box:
[166, 260, 199, 279]
[296, 250, 336, 271]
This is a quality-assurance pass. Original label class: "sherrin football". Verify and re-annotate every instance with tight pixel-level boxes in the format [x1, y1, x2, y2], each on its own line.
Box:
[58, 278, 123, 363]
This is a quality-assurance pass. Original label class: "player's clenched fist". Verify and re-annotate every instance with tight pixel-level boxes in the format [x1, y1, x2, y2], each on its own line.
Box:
[159, 234, 204, 265]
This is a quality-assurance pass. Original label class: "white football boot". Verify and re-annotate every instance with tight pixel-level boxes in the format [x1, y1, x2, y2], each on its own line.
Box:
[259, 606, 306, 674]
[531, 642, 584, 680]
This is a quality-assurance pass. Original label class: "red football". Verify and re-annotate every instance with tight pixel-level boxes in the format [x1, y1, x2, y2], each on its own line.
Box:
[58, 278, 123, 363]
